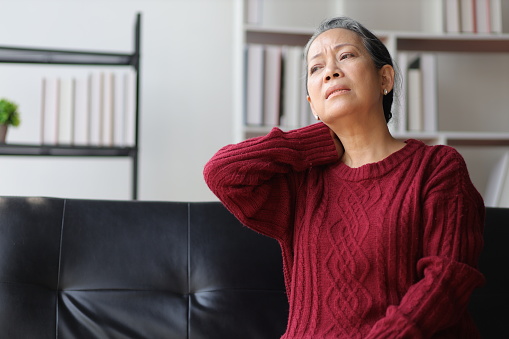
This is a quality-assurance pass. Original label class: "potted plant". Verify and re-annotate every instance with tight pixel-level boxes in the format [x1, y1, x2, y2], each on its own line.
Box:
[0, 98, 21, 143]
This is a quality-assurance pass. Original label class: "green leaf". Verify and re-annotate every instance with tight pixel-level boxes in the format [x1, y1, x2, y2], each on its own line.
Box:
[0, 98, 21, 126]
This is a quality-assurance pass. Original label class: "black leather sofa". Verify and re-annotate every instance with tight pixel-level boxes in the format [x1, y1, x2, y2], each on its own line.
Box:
[0, 197, 506, 338]
[0, 197, 288, 339]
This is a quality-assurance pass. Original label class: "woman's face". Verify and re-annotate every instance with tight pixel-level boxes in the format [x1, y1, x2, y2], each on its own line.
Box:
[306, 28, 389, 125]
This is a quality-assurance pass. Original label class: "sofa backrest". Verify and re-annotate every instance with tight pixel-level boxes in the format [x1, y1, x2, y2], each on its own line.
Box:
[1, 197, 507, 338]
[468, 207, 509, 338]
[0, 197, 288, 339]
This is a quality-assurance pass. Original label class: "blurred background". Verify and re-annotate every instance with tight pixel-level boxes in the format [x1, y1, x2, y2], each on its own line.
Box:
[1, 0, 508, 203]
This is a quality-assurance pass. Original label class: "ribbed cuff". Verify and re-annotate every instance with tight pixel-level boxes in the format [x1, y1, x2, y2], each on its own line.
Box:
[283, 123, 340, 167]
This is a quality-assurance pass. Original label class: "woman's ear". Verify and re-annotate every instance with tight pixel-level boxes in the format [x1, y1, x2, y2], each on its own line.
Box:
[307, 95, 320, 120]
[380, 64, 395, 93]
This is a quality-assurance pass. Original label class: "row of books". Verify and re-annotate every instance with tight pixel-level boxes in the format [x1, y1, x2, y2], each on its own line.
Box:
[244, 45, 441, 134]
[395, 52, 439, 134]
[444, 0, 509, 34]
[246, 0, 508, 35]
[245, 44, 314, 129]
[41, 70, 136, 147]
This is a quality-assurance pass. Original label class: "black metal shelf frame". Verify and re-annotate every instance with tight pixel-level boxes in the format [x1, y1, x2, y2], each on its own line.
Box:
[0, 144, 136, 157]
[0, 13, 141, 199]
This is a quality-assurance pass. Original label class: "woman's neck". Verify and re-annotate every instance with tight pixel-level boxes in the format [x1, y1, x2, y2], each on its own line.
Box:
[332, 119, 405, 168]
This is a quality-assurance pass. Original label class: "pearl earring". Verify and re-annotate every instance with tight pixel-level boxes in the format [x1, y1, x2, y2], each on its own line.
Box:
[383, 89, 388, 95]
[314, 114, 320, 121]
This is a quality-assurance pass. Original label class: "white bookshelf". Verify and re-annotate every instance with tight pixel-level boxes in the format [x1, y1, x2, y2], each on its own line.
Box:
[237, 0, 509, 197]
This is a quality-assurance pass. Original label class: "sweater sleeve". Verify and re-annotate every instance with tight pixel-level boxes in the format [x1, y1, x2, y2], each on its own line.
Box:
[366, 147, 485, 339]
[203, 122, 339, 240]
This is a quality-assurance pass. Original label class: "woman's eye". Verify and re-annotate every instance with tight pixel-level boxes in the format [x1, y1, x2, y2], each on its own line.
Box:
[309, 65, 320, 74]
[340, 53, 354, 60]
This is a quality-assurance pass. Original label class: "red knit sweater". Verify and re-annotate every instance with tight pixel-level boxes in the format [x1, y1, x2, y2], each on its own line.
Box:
[203, 123, 485, 338]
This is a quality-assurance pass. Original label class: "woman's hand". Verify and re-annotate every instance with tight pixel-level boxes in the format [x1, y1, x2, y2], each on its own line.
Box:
[329, 128, 344, 159]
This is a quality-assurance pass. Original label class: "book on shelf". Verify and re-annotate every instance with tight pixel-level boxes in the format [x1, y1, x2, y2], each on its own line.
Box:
[73, 76, 90, 146]
[444, 0, 508, 33]
[422, 0, 446, 33]
[113, 72, 126, 147]
[245, 44, 265, 126]
[39, 77, 47, 144]
[421, 53, 438, 133]
[41, 77, 59, 145]
[397, 52, 437, 134]
[102, 72, 114, 147]
[58, 77, 75, 145]
[407, 57, 423, 132]
[245, 0, 262, 25]
[485, 152, 509, 207]
[461, 0, 477, 33]
[89, 72, 103, 146]
[445, 0, 462, 33]
[280, 45, 304, 128]
[297, 58, 316, 126]
[124, 70, 137, 147]
[263, 45, 282, 127]
[476, 0, 491, 33]
[491, 0, 509, 33]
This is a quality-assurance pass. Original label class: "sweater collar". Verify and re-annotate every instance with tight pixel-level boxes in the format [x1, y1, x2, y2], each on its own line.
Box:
[332, 139, 425, 181]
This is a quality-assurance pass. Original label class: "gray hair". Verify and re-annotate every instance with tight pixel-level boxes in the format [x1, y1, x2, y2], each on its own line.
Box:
[304, 17, 398, 123]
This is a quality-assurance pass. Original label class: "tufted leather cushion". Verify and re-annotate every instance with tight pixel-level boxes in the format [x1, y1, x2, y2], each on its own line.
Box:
[0, 197, 288, 339]
[1, 197, 506, 338]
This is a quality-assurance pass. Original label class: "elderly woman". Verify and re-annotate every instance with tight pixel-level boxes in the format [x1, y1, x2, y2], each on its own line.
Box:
[204, 17, 485, 338]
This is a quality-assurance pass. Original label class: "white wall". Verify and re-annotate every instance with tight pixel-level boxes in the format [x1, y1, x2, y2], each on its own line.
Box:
[0, 0, 236, 201]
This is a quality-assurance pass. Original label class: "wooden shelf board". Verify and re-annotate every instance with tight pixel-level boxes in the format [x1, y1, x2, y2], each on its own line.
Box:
[394, 131, 509, 146]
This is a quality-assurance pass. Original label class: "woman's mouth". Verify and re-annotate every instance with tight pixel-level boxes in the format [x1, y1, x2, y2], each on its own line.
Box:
[326, 88, 350, 99]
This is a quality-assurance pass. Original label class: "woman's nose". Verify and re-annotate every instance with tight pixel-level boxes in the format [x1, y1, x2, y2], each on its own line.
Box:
[325, 72, 340, 81]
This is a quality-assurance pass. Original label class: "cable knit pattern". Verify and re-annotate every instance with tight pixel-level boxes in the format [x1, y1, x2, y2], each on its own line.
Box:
[203, 123, 485, 339]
